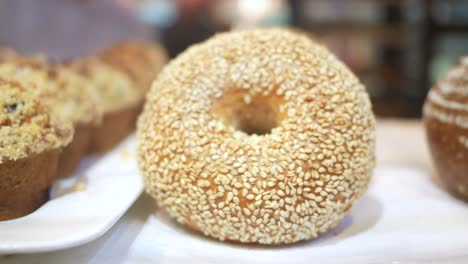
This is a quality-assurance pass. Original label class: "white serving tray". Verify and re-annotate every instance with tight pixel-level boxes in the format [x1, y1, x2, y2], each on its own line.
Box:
[0, 135, 143, 254]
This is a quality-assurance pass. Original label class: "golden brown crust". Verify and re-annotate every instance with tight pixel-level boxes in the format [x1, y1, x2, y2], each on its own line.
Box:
[424, 55, 468, 199]
[99, 40, 168, 93]
[137, 28, 375, 244]
[0, 80, 73, 163]
[0, 149, 59, 221]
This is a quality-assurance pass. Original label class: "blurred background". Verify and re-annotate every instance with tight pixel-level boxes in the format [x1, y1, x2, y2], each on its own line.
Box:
[1, 0, 468, 118]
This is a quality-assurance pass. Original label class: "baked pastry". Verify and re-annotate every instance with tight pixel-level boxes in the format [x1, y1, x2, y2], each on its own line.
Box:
[424, 55, 468, 200]
[99, 41, 168, 127]
[99, 40, 168, 94]
[137, 29, 376, 244]
[69, 57, 142, 153]
[48, 66, 102, 177]
[0, 59, 101, 177]
[0, 80, 73, 221]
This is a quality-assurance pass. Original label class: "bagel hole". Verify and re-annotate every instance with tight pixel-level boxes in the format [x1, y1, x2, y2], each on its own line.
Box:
[213, 92, 282, 136]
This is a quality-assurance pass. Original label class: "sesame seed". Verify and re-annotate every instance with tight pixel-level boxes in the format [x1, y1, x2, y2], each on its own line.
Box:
[243, 208, 251, 215]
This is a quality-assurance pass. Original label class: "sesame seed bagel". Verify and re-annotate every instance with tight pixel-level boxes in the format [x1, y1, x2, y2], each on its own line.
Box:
[424, 55, 468, 200]
[137, 28, 376, 244]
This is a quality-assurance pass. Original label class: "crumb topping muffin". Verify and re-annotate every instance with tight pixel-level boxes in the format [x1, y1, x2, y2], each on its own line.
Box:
[68, 57, 142, 113]
[424, 55, 468, 199]
[0, 59, 101, 125]
[47, 66, 102, 125]
[99, 40, 168, 93]
[0, 80, 73, 163]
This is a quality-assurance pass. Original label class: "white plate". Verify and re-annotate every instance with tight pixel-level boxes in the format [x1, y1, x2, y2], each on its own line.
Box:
[0, 135, 143, 254]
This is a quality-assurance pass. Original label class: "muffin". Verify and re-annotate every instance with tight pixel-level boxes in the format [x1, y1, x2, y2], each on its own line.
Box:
[424, 56, 468, 200]
[99, 40, 168, 94]
[0, 59, 102, 177]
[99, 41, 168, 127]
[0, 80, 73, 221]
[68, 57, 142, 153]
[46, 66, 102, 177]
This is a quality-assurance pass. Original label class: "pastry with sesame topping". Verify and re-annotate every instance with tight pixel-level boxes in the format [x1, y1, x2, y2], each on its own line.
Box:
[424, 55, 468, 200]
[0, 58, 102, 177]
[69, 57, 143, 153]
[0, 80, 73, 221]
[137, 28, 376, 244]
